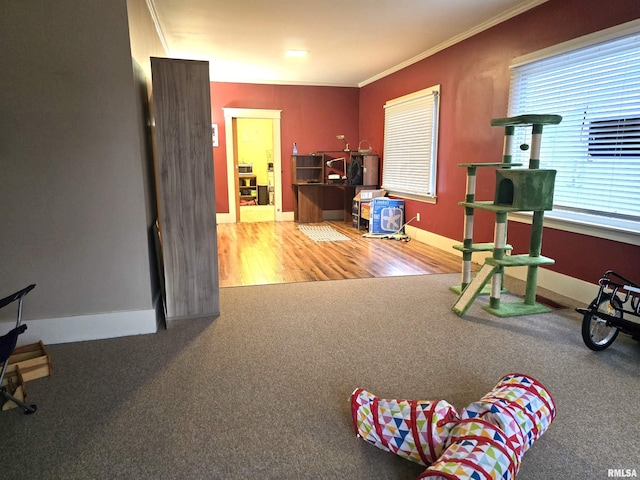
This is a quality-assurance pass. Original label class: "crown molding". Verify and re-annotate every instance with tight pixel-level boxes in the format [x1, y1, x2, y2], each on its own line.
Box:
[145, 0, 170, 54]
[358, 0, 550, 87]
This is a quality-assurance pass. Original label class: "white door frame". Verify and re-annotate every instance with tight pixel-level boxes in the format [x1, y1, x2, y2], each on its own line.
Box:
[220, 108, 283, 223]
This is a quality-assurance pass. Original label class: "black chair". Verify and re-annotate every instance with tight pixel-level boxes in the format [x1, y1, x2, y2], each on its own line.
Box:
[0, 284, 37, 414]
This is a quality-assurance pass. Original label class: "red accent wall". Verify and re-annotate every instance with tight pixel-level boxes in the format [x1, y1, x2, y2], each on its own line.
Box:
[207, 0, 638, 284]
[358, 0, 640, 284]
[209, 82, 359, 214]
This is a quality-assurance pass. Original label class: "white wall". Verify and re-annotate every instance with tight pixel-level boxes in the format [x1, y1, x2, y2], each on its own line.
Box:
[127, 0, 167, 80]
[0, 0, 160, 343]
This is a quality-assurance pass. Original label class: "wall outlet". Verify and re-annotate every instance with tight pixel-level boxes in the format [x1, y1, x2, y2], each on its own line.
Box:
[416, 213, 421, 222]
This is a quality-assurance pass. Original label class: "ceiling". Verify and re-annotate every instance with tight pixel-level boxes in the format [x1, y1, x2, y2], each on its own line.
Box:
[148, 0, 548, 87]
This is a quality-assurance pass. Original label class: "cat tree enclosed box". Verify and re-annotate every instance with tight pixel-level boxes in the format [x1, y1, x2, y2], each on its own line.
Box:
[494, 169, 556, 211]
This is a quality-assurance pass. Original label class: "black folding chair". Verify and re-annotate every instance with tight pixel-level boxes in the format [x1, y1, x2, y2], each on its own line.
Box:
[0, 284, 37, 414]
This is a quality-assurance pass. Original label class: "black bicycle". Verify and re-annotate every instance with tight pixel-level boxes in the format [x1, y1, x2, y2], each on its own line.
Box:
[577, 271, 640, 351]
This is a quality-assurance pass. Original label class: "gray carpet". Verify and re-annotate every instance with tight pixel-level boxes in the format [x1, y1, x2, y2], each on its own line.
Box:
[2, 274, 639, 479]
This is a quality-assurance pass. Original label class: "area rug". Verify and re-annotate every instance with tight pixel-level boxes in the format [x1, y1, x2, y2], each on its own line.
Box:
[297, 225, 351, 242]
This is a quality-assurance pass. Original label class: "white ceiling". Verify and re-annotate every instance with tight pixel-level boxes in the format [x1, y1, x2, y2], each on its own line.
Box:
[148, 0, 548, 87]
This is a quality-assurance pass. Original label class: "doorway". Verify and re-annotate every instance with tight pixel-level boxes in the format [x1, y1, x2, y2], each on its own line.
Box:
[223, 108, 283, 223]
[236, 118, 274, 222]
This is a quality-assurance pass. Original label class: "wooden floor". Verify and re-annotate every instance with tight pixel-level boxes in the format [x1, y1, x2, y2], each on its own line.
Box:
[217, 220, 464, 288]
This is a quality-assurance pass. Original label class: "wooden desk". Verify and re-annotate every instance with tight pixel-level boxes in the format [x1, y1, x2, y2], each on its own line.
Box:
[292, 183, 378, 223]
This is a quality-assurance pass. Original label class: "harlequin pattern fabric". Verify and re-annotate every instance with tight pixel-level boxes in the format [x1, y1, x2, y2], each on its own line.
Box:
[460, 373, 556, 457]
[351, 373, 555, 480]
[418, 419, 520, 480]
[350, 388, 460, 466]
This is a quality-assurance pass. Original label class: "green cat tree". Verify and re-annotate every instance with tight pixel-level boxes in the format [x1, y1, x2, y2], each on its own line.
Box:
[452, 114, 562, 317]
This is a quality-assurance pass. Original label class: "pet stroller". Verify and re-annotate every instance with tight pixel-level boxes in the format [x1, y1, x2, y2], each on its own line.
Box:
[577, 271, 640, 351]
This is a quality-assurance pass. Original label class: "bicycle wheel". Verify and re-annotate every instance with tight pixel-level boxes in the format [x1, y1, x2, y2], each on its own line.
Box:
[581, 294, 621, 351]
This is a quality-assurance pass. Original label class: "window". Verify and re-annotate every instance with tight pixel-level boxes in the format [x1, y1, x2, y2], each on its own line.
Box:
[382, 85, 440, 201]
[508, 23, 640, 235]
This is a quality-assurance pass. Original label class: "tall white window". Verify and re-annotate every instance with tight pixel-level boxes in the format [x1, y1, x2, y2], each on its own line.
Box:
[508, 25, 640, 234]
[382, 85, 440, 201]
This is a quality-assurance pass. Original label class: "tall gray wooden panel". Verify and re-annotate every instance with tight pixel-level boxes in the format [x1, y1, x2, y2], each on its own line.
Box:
[151, 57, 219, 322]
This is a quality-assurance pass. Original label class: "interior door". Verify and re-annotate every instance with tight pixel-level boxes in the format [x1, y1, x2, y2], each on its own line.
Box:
[223, 108, 283, 223]
[232, 117, 240, 222]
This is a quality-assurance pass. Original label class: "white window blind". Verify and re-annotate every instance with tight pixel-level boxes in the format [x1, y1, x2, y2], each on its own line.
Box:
[508, 30, 640, 229]
[382, 85, 440, 199]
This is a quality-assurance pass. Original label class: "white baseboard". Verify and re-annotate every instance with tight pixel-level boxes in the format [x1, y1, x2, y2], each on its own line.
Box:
[505, 265, 599, 305]
[405, 225, 464, 258]
[2, 308, 158, 346]
[281, 211, 295, 221]
[216, 212, 234, 224]
[405, 225, 598, 304]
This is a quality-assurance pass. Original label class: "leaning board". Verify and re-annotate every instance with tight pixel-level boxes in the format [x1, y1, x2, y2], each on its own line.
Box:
[452, 263, 498, 316]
